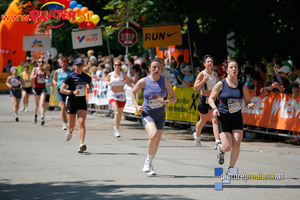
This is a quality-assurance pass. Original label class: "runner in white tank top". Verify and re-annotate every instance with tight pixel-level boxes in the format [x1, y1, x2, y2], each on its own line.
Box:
[193, 55, 220, 149]
[106, 59, 133, 138]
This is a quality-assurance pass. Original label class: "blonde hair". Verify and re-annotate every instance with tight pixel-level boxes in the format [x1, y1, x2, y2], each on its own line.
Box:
[113, 59, 123, 72]
[90, 66, 97, 74]
[87, 50, 94, 55]
[83, 66, 89, 73]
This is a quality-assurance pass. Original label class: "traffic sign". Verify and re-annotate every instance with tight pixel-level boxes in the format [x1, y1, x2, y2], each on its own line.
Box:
[118, 27, 138, 47]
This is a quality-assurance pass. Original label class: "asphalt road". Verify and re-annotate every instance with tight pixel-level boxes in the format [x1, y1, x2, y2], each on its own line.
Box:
[0, 94, 299, 200]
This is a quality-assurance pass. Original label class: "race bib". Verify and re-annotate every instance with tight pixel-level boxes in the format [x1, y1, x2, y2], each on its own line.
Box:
[148, 93, 164, 109]
[25, 80, 31, 87]
[112, 93, 124, 101]
[228, 98, 242, 113]
[205, 97, 209, 104]
[76, 85, 86, 97]
[11, 79, 19, 86]
[37, 75, 45, 84]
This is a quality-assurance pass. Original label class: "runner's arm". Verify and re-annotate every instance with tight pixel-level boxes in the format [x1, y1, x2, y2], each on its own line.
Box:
[164, 79, 177, 104]
[193, 72, 205, 91]
[131, 78, 145, 114]
[52, 70, 58, 86]
[208, 81, 222, 109]
[5, 76, 12, 89]
[243, 85, 254, 109]
[30, 68, 37, 82]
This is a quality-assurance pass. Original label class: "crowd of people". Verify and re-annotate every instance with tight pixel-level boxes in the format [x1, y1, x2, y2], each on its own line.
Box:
[4, 49, 300, 174]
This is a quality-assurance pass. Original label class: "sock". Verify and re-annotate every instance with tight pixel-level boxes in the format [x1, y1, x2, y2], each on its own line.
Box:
[63, 123, 66, 126]
[147, 154, 153, 162]
[41, 117, 44, 120]
[69, 128, 74, 134]
[35, 115, 37, 118]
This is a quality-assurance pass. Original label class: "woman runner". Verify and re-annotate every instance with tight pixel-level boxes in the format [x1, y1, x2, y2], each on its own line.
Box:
[53, 57, 71, 130]
[208, 60, 254, 169]
[60, 58, 93, 153]
[20, 64, 32, 112]
[106, 59, 133, 138]
[193, 55, 220, 148]
[30, 57, 51, 125]
[131, 58, 177, 175]
[6, 67, 25, 121]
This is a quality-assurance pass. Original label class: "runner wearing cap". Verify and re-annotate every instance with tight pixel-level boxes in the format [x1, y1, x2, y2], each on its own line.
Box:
[6, 67, 25, 121]
[193, 55, 220, 149]
[131, 58, 177, 175]
[106, 58, 133, 138]
[208, 60, 254, 169]
[30, 57, 51, 125]
[60, 58, 93, 153]
[53, 57, 71, 130]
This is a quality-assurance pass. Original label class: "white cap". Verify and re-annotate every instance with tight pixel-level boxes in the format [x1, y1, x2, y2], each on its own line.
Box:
[183, 65, 192, 72]
[277, 66, 291, 74]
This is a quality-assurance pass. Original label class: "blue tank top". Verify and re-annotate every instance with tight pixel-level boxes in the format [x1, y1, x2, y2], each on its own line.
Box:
[11, 76, 21, 88]
[142, 76, 166, 111]
[57, 68, 70, 89]
[218, 79, 243, 116]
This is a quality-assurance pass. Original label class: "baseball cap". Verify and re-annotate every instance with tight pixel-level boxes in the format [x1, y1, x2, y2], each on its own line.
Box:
[183, 65, 192, 72]
[277, 66, 291, 74]
[74, 58, 84, 66]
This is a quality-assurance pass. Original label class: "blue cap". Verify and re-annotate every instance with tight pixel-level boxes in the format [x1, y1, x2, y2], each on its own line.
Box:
[74, 58, 84, 66]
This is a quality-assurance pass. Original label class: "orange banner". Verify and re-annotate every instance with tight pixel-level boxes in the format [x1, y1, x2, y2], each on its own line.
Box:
[242, 90, 300, 132]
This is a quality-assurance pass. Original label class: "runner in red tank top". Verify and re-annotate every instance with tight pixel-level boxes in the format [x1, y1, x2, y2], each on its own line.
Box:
[30, 57, 51, 125]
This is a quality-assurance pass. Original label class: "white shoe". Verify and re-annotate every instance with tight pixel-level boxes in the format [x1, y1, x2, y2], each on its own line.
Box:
[215, 139, 221, 150]
[193, 132, 202, 147]
[142, 159, 151, 172]
[21, 106, 25, 112]
[62, 124, 67, 131]
[148, 163, 156, 175]
[114, 126, 120, 138]
[65, 132, 72, 141]
[25, 107, 29, 112]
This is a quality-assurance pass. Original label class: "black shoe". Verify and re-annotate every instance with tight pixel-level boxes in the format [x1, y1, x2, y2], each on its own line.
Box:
[217, 144, 225, 165]
[41, 119, 45, 126]
[15, 116, 19, 122]
[78, 144, 87, 153]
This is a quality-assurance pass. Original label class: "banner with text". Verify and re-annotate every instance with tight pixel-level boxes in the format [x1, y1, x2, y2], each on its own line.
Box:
[88, 81, 110, 105]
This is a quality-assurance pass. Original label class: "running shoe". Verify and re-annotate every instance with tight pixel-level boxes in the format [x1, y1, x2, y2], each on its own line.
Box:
[217, 144, 225, 165]
[25, 107, 29, 112]
[41, 119, 45, 126]
[33, 117, 37, 124]
[15, 116, 19, 122]
[62, 124, 67, 131]
[65, 132, 72, 141]
[114, 126, 121, 138]
[142, 159, 151, 172]
[148, 163, 156, 175]
[193, 132, 202, 147]
[215, 139, 221, 150]
[78, 144, 87, 153]
[21, 106, 25, 112]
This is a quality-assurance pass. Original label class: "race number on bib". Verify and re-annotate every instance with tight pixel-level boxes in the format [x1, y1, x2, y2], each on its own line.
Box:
[76, 85, 86, 97]
[228, 98, 242, 113]
[113, 93, 124, 101]
[25, 80, 31, 87]
[37, 75, 45, 84]
[148, 93, 164, 109]
[11, 79, 19, 86]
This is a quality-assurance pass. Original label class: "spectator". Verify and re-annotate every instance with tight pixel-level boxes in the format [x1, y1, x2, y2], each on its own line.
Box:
[96, 63, 105, 80]
[263, 53, 275, 81]
[117, 55, 124, 63]
[244, 66, 255, 89]
[142, 52, 150, 67]
[177, 55, 186, 76]
[251, 71, 265, 96]
[213, 66, 222, 81]
[3, 59, 12, 73]
[87, 50, 97, 62]
[127, 57, 135, 77]
[170, 60, 182, 85]
[255, 62, 266, 80]
[140, 62, 147, 78]
[90, 66, 98, 81]
[131, 64, 141, 84]
[271, 66, 293, 94]
[178, 65, 195, 88]
[247, 55, 257, 69]
[164, 58, 170, 69]
[260, 81, 273, 96]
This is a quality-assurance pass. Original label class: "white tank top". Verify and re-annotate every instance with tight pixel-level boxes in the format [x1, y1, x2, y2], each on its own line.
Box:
[111, 71, 125, 86]
[201, 70, 217, 90]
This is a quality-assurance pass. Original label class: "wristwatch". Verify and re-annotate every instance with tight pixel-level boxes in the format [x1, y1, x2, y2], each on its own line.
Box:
[212, 107, 218, 111]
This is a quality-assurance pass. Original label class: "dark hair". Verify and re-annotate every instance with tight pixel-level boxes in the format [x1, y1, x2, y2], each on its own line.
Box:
[247, 55, 257, 66]
[117, 55, 124, 62]
[264, 80, 272, 87]
[99, 63, 105, 69]
[273, 57, 283, 67]
[263, 53, 273, 63]
[150, 58, 163, 66]
[177, 55, 184, 62]
[225, 59, 238, 70]
[170, 60, 177, 68]
[128, 57, 134, 64]
[202, 54, 213, 63]
[251, 71, 262, 81]
[141, 62, 147, 69]
[256, 62, 266, 73]
[244, 67, 255, 76]
[8, 60, 12, 63]
[132, 64, 141, 72]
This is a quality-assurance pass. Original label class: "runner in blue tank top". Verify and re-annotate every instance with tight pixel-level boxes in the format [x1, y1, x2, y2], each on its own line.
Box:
[131, 58, 177, 175]
[53, 58, 71, 131]
[208, 60, 254, 170]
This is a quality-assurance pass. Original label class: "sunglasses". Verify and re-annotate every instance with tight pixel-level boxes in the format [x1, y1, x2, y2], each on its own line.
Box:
[38, 61, 44, 63]
[76, 64, 84, 67]
[114, 64, 121, 66]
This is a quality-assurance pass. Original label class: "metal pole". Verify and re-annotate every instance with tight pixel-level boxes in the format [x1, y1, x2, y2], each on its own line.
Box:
[101, 26, 112, 69]
[125, 21, 129, 65]
[186, 23, 194, 76]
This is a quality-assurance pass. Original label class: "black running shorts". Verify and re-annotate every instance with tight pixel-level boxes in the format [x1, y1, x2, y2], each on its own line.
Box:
[217, 112, 243, 133]
[65, 96, 87, 114]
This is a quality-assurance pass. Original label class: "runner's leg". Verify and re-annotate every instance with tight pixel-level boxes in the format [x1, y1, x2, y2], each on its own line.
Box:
[229, 130, 243, 167]
[77, 110, 87, 145]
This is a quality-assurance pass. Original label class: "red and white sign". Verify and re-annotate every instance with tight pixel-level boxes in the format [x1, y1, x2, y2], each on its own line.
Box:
[0, 48, 10, 55]
[118, 27, 138, 47]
